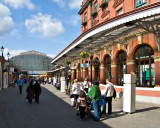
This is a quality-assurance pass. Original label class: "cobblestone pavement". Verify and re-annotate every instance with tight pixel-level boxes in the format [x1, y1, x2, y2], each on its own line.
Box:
[0, 84, 160, 128]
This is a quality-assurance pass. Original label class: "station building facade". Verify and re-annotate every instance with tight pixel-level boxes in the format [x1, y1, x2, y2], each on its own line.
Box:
[10, 50, 53, 75]
[51, 0, 160, 104]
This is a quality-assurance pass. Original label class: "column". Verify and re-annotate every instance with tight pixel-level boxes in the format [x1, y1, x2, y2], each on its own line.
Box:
[76, 69, 80, 82]
[100, 65, 105, 84]
[92, 66, 95, 82]
[111, 64, 117, 85]
[71, 69, 74, 81]
[126, 60, 135, 74]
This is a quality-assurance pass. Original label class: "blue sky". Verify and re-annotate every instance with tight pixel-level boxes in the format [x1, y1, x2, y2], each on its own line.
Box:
[0, 0, 83, 59]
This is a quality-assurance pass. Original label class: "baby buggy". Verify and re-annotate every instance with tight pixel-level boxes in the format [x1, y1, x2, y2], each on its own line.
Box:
[76, 96, 93, 118]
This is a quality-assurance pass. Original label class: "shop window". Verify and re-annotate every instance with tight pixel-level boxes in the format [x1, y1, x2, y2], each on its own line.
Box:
[117, 8, 123, 16]
[134, 45, 154, 87]
[117, 51, 126, 85]
[104, 55, 111, 80]
[135, 0, 147, 8]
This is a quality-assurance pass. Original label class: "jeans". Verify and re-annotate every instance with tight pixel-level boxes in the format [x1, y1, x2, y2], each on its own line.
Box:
[73, 94, 79, 107]
[19, 86, 22, 94]
[102, 98, 106, 113]
[105, 97, 112, 114]
[92, 101, 100, 121]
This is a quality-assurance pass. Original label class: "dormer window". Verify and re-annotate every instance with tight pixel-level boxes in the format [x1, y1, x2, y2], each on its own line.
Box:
[91, 1, 98, 17]
[135, 0, 147, 8]
[117, 8, 123, 16]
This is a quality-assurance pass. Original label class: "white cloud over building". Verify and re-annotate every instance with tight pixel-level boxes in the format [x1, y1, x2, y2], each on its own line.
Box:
[0, 3, 14, 35]
[25, 13, 65, 37]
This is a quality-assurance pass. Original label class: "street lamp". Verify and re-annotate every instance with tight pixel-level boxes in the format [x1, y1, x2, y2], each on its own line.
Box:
[7, 52, 10, 61]
[1, 46, 4, 57]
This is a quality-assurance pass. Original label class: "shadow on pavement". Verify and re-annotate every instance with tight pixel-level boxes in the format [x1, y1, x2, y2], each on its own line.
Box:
[135, 107, 160, 113]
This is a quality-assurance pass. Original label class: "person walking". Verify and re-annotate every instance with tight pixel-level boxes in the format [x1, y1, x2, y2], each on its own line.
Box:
[26, 81, 35, 104]
[83, 78, 89, 94]
[71, 79, 80, 107]
[34, 80, 42, 104]
[88, 80, 101, 121]
[18, 78, 24, 95]
[103, 79, 114, 114]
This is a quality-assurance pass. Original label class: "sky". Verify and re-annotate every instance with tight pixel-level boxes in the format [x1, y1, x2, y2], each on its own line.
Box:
[0, 0, 83, 59]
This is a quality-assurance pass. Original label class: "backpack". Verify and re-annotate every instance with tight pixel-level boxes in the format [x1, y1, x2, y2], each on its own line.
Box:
[113, 88, 116, 99]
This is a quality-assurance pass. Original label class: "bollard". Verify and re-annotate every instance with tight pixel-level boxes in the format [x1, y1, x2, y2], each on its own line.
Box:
[123, 74, 136, 113]
[61, 77, 65, 93]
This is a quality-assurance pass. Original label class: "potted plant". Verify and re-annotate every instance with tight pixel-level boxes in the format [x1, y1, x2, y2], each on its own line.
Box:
[80, 51, 89, 59]
[65, 59, 71, 65]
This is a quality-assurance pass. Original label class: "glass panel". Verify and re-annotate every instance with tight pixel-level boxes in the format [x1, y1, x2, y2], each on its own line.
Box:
[85, 12, 87, 22]
[117, 8, 123, 15]
[94, 1, 97, 12]
[136, 0, 147, 8]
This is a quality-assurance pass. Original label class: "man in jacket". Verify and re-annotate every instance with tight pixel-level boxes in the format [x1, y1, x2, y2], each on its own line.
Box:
[88, 80, 101, 121]
[103, 79, 114, 114]
[18, 78, 24, 95]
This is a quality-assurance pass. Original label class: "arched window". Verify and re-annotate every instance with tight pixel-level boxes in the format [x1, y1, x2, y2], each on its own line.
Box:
[104, 55, 111, 80]
[134, 45, 154, 87]
[117, 51, 126, 85]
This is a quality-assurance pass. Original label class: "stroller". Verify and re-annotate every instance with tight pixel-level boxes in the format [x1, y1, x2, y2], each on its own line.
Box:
[76, 96, 93, 118]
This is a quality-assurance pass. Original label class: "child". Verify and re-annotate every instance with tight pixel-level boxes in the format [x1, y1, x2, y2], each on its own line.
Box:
[77, 90, 87, 120]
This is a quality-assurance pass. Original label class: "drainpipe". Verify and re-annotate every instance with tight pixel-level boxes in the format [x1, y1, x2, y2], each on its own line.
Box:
[89, 1, 93, 27]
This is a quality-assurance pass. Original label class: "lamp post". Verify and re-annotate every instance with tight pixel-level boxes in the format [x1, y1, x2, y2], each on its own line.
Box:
[1, 46, 4, 90]
[90, 55, 93, 86]
[7, 52, 10, 61]
[1, 46, 4, 57]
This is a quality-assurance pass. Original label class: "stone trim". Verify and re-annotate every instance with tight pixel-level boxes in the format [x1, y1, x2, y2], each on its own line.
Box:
[126, 60, 135, 65]
[154, 57, 160, 62]
[111, 64, 117, 67]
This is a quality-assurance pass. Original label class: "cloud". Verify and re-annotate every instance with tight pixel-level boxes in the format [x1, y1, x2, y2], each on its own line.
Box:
[0, 3, 14, 35]
[53, 0, 83, 9]
[25, 13, 65, 37]
[52, 0, 66, 8]
[68, 0, 83, 9]
[3, 0, 35, 10]
[3, 48, 26, 59]
[47, 54, 56, 58]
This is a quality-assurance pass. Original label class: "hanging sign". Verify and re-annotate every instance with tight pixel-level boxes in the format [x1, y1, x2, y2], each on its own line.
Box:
[70, 66, 76, 69]
[81, 63, 88, 68]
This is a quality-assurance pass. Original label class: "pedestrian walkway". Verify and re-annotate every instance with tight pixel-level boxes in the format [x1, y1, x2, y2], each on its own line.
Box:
[0, 84, 160, 128]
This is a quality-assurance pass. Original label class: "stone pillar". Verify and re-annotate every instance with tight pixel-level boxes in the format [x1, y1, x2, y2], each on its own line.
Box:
[100, 65, 105, 84]
[111, 64, 117, 85]
[154, 57, 160, 86]
[126, 60, 135, 74]
[123, 74, 136, 113]
[61, 77, 65, 93]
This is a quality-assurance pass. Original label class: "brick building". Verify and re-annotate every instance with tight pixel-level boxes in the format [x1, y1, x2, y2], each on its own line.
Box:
[51, 0, 160, 104]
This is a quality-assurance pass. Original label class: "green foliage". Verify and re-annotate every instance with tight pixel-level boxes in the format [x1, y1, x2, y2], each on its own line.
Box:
[80, 51, 89, 59]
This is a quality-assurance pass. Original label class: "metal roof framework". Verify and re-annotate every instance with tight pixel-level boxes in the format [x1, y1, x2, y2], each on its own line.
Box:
[51, 3, 160, 66]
